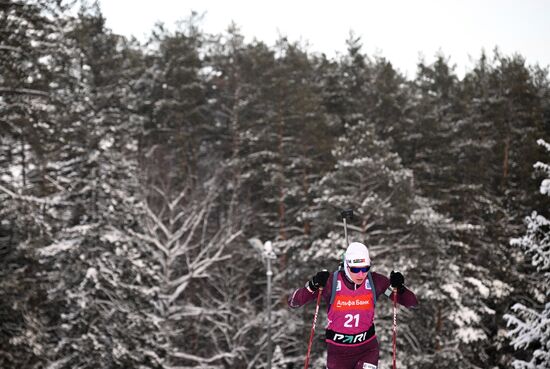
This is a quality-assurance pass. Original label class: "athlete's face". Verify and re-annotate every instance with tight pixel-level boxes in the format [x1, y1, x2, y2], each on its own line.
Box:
[348, 265, 369, 284]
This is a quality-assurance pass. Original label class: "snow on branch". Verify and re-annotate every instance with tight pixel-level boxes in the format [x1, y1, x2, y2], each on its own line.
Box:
[129, 176, 243, 312]
[0, 183, 71, 205]
[170, 350, 237, 364]
[0, 87, 50, 97]
[504, 274, 549, 366]
[505, 137, 550, 369]
[536, 139, 550, 153]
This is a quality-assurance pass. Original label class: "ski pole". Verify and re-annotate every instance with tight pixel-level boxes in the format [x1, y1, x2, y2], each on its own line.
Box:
[392, 287, 398, 369]
[340, 209, 353, 246]
[303, 287, 323, 369]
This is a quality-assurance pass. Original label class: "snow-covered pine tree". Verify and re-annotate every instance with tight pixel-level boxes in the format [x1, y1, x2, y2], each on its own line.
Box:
[403, 53, 542, 367]
[205, 25, 274, 235]
[265, 38, 336, 368]
[32, 5, 159, 368]
[0, 1, 84, 366]
[136, 16, 207, 193]
[206, 29, 286, 369]
[504, 138, 550, 369]
[207, 33, 336, 368]
[408, 51, 548, 367]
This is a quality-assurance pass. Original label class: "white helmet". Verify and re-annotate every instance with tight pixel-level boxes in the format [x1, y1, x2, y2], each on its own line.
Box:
[344, 242, 371, 267]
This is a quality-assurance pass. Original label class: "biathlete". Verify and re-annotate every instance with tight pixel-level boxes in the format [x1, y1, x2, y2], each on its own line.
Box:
[288, 242, 418, 369]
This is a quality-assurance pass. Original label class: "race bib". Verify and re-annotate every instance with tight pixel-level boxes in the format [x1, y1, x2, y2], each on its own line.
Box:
[332, 294, 373, 311]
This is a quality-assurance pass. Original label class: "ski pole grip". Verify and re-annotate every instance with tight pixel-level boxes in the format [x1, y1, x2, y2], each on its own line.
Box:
[340, 208, 353, 220]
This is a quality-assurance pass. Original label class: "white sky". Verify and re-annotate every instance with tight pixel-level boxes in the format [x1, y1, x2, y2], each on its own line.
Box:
[98, 0, 550, 78]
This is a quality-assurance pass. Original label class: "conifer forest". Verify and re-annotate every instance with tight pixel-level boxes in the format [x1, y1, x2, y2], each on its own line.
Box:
[1, 1, 549, 369]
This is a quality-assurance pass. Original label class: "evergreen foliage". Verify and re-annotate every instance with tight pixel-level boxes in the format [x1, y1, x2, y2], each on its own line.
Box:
[1, 2, 549, 368]
[505, 139, 550, 369]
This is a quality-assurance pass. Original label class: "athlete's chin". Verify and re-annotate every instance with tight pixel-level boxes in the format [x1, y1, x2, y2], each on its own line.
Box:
[352, 278, 366, 284]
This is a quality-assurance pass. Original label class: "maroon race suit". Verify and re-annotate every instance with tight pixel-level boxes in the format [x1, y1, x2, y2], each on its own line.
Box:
[288, 270, 418, 369]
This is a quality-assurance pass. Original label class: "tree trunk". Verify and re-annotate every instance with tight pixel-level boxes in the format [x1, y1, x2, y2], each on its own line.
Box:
[277, 109, 286, 241]
[435, 304, 442, 351]
[502, 135, 510, 190]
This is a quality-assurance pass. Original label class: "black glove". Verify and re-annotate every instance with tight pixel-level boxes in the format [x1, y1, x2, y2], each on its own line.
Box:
[308, 270, 330, 291]
[390, 271, 405, 294]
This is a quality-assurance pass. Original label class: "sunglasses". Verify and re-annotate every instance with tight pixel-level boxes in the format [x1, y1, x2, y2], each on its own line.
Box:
[349, 266, 370, 273]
